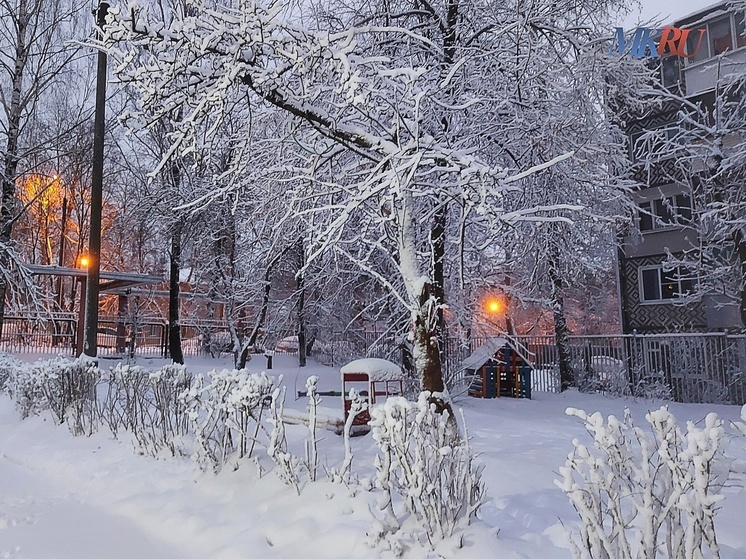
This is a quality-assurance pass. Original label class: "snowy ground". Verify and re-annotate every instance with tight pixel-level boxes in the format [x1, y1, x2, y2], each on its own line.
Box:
[1, 353, 745, 558]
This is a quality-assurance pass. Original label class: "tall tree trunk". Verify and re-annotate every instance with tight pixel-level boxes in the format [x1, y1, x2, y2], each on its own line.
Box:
[735, 228, 746, 330]
[413, 282, 451, 412]
[297, 238, 306, 367]
[168, 220, 184, 364]
[503, 272, 516, 336]
[239, 246, 296, 368]
[0, 1, 30, 339]
[431, 200, 447, 349]
[399, 191, 452, 417]
[424, 0, 459, 395]
[240, 265, 271, 368]
[548, 253, 574, 391]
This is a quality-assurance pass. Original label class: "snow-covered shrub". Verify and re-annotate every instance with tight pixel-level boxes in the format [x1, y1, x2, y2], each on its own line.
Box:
[181, 368, 273, 472]
[99, 364, 150, 437]
[146, 364, 191, 450]
[304, 376, 321, 482]
[369, 392, 484, 545]
[558, 406, 731, 559]
[6, 356, 100, 434]
[266, 385, 300, 493]
[45, 357, 101, 436]
[100, 363, 191, 454]
[735, 405, 746, 437]
[327, 388, 367, 484]
[6, 360, 49, 418]
[573, 356, 630, 397]
[0, 352, 21, 392]
[632, 371, 673, 401]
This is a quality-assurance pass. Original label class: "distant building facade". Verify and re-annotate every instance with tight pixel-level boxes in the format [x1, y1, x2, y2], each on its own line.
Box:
[617, 2, 746, 333]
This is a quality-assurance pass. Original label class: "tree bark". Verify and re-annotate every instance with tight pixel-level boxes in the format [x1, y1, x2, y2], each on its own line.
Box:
[168, 220, 184, 364]
[735, 228, 746, 330]
[412, 282, 455, 416]
[240, 265, 271, 369]
[297, 238, 306, 367]
[0, 0, 30, 339]
[548, 253, 574, 391]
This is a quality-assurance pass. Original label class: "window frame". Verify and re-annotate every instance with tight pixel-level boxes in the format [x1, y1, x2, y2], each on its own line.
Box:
[660, 55, 682, 89]
[685, 12, 746, 65]
[638, 264, 697, 304]
[637, 194, 693, 232]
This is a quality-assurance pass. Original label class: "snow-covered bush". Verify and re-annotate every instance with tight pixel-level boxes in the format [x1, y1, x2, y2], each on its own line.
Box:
[45, 357, 101, 436]
[632, 372, 674, 401]
[0, 352, 21, 392]
[557, 406, 731, 559]
[369, 392, 484, 546]
[304, 376, 321, 482]
[100, 363, 191, 454]
[327, 387, 367, 484]
[735, 405, 746, 437]
[180, 368, 273, 471]
[99, 364, 149, 437]
[6, 359, 50, 419]
[6, 356, 100, 434]
[266, 385, 300, 493]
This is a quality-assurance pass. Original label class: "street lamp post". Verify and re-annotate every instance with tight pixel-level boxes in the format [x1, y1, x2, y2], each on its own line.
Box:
[83, 1, 109, 357]
[76, 256, 89, 357]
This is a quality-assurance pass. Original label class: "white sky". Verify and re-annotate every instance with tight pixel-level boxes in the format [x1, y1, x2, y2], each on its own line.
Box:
[621, 0, 718, 27]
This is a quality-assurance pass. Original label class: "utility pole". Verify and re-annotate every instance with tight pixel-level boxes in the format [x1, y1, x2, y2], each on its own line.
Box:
[83, 1, 109, 357]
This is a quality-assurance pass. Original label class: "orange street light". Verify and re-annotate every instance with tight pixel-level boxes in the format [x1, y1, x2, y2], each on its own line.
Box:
[486, 298, 502, 315]
[79, 255, 90, 268]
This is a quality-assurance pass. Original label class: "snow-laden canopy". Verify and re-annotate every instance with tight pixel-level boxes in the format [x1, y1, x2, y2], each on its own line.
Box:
[340, 358, 402, 381]
[462, 337, 533, 371]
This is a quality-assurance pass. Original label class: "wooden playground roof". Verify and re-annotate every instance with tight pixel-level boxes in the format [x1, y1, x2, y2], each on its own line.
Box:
[26, 264, 163, 294]
[462, 336, 534, 371]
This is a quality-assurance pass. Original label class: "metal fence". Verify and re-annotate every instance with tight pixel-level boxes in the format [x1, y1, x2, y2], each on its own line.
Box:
[1, 314, 744, 405]
[507, 333, 746, 405]
[314, 331, 746, 405]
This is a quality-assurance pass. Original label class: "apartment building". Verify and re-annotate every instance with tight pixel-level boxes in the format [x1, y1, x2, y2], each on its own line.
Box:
[617, 1, 746, 333]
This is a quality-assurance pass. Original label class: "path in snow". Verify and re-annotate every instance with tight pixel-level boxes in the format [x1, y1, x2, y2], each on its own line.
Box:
[0, 452, 188, 559]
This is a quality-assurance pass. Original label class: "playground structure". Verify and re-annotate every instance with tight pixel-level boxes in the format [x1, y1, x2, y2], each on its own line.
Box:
[340, 358, 404, 427]
[464, 337, 533, 399]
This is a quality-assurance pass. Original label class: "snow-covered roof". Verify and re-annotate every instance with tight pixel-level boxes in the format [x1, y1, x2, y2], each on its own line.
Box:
[462, 337, 533, 371]
[340, 358, 402, 381]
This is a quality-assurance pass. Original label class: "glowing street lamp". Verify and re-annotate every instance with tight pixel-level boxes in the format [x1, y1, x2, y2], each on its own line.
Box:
[76, 254, 90, 356]
[485, 297, 503, 316]
[486, 299, 502, 314]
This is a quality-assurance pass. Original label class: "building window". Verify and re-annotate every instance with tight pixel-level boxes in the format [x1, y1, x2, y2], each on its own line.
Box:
[710, 17, 734, 56]
[687, 27, 710, 63]
[640, 265, 696, 302]
[638, 194, 692, 231]
[686, 13, 746, 63]
[736, 14, 746, 48]
[661, 56, 681, 88]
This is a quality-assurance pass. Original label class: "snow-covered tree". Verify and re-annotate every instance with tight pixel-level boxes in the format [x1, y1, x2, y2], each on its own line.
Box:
[103, 0, 638, 408]
[0, 0, 90, 329]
